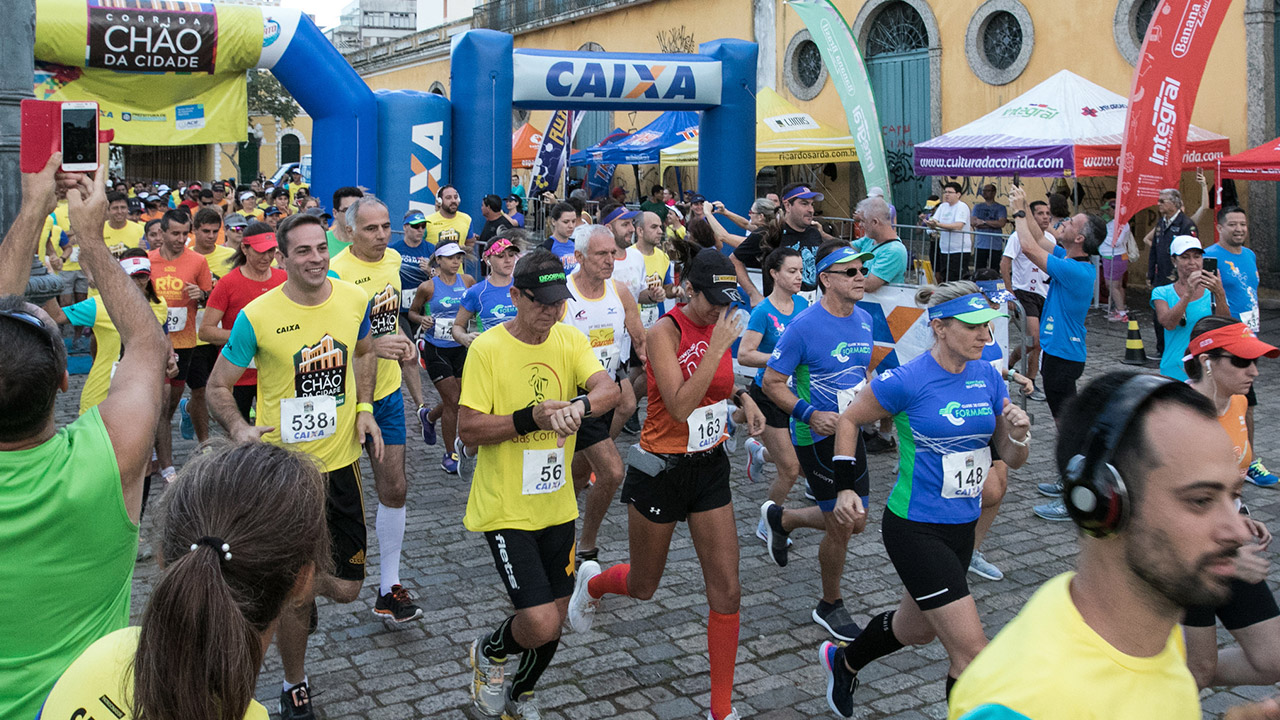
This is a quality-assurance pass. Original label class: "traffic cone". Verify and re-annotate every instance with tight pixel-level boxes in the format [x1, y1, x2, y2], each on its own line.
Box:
[1122, 319, 1148, 365]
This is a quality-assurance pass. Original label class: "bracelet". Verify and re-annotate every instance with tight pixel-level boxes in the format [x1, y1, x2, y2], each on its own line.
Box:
[355, 402, 374, 415]
[1007, 430, 1030, 447]
[512, 406, 539, 435]
[732, 387, 749, 408]
[833, 455, 868, 497]
[790, 399, 816, 423]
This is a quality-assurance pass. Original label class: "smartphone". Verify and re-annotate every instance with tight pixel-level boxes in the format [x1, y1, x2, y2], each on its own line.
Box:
[1202, 257, 1218, 274]
[60, 102, 98, 172]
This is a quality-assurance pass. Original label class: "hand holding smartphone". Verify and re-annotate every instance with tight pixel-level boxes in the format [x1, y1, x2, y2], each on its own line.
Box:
[1203, 256, 1218, 274]
[21, 99, 99, 174]
[60, 102, 99, 172]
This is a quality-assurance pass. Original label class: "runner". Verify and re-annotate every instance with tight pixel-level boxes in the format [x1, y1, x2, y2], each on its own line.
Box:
[561, 225, 645, 564]
[326, 186, 363, 257]
[389, 208, 436, 440]
[457, 248, 619, 720]
[1182, 317, 1280, 688]
[223, 212, 248, 252]
[425, 184, 473, 249]
[148, 209, 213, 482]
[329, 195, 424, 624]
[205, 211, 384, 720]
[760, 243, 875, 641]
[103, 191, 144, 256]
[199, 221, 287, 422]
[624, 210, 682, 434]
[571, 249, 766, 720]
[542, 201, 580, 270]
[39, 442, 327, 720]
[739, 248, 807, 539]
[408, 242, 475, 474]
[731, 183, 827, 305]
[1152, 235, 1230, 381]
[818, 281, 1031, 717]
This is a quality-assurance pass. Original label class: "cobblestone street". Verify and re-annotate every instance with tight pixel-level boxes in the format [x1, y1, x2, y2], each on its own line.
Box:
[94, 303, 1280, 719]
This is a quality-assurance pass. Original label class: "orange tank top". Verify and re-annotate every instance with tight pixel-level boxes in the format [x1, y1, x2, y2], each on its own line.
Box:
[1218, 394, 1252, 473]
[640, 305, 736, 454]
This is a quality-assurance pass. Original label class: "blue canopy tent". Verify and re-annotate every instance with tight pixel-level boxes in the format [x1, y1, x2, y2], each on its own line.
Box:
[569, 111, 701, 166]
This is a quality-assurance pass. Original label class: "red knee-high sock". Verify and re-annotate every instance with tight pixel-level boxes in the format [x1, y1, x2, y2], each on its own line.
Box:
[708, 610, 739, 720]
[587, 563, 631, 599]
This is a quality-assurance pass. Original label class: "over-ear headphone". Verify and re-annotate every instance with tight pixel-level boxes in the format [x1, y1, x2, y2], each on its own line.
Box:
[1062, 374, 1177, 537]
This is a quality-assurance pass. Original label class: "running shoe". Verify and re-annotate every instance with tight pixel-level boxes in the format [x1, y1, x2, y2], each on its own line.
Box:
[760, 501, 789, 568]
[456, 437, 477, 479]
[418, 405, 436, 445]
[820, 641, 859, 718]
[1246, 459, 1280, 487]
[862, 432, 896, 454]
[1107, 310, 1129, 323]
[812, 599, 862, 642]
[470, 634, 507, 717]
[707, 709, 741, 720]
[178, 397, 194, 440]
[968, 550, 1004, 581]
[755, 516, 793, 547]
[374, 584, 423, 623]
[280, 681, 316, 720]
[623, 411, 642, 435]
[1034, 498, 1072, 521]
[441, 451, 459, 475]
[1036, 481, 1063, 498]
[1028, 387, 1046, 402]
[568, 560, 601, 633]
[745, 437, 766, 482]
[502, 692, 543, 720]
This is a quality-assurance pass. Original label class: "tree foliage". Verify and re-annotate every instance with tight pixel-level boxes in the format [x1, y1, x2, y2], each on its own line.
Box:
[246, 69, 300, 125]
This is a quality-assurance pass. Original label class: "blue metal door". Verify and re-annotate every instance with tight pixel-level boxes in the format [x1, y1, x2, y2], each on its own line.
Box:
[868, 49, 930, 225]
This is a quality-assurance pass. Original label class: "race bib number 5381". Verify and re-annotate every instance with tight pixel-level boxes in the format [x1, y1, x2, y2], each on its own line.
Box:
[280, 395, 338, 444]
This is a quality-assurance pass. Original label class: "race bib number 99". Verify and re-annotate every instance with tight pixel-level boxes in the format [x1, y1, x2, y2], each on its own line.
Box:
[280, 395, 338, 444]
[941, 446, 992, 499]
[686, 400, 728, 453]
[522, 447, 565, 494]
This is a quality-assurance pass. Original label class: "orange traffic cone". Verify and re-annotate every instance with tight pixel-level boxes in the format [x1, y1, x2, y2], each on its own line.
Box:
[1122, 319, 1148, 366]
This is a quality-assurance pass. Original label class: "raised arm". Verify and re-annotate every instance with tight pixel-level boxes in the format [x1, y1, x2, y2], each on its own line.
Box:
[1008, 187, 1051, 272]
[649, 309, 741, 422]
[0, 154, 61, 295]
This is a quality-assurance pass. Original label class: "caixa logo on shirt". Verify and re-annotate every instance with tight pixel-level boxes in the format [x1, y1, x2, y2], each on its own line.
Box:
[293, 335, 348, 403]
[938, 401, 994, 427]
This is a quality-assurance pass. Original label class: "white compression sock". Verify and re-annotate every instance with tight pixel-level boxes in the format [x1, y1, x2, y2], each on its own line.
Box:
[376, 503, 406, 596]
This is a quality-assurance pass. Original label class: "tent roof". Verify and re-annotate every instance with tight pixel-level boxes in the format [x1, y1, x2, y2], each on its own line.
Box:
[912, 69, 1229, 177]
[659, 87, 859, 172]
[1217, 136, 1280, 180]
[512, 123, 541, 169]
[570, 111, 700, 166]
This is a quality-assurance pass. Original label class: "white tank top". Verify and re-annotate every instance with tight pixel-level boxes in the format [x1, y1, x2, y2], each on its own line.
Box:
[564, 275, 629, 378]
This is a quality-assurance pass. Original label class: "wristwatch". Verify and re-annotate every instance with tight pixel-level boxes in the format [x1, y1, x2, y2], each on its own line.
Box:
[1011, 210, 1027, 219]
[570, 394, 592, 418]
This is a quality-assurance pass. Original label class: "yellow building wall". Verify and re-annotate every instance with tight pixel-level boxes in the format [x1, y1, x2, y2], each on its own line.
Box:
[210, 113, 314, 184]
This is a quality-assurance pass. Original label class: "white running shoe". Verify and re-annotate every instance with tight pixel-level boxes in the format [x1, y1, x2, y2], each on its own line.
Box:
[568, 560, 601, 633]
[745, 437, 766, 482]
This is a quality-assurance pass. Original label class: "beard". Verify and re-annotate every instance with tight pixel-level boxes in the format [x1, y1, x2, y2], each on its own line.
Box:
[1125, 520, 1238, 609]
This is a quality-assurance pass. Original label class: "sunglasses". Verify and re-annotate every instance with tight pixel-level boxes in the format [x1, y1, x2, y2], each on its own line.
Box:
[1218, 354, 1257, 369]
[823, 266, 870, 277]
[518, 288, 564, 307]
[0, 308, 61, 359]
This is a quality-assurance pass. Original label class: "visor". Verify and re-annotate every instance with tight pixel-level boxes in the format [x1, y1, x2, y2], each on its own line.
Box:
[816, 247, 874, 275]
[484, 238, 517, 257]
[927, 293, 1008, 324]
[601, 206, 639, 225]
[782, 186, 824, 202]
[976, 280, 1017, 304]
[119, 257, 151, 276]
[1185, 323, 1280, 361]
[243, 232, 278, 252]
[434, 242, 465, 258]
[239, 191, 256, 202]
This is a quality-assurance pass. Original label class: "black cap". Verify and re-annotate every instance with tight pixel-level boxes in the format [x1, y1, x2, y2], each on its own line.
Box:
[127, 198, 144, 213]
[264, 206, 282, 216]
[512, 248, 574, 304]
[303, 206, 332, 221]
[686, 249, 742, 306]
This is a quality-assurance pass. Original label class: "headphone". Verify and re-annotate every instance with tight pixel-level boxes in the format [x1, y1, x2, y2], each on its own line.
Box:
[1062, 374, 1177, 537]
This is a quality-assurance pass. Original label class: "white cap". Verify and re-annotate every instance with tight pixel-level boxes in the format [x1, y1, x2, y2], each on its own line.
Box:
[239, 191, 256, 202]
[434, 242, 465, 258]
[1170, 235, 1202, 256]
[867, 186, 885, 198]
[120, 256, 151, 275]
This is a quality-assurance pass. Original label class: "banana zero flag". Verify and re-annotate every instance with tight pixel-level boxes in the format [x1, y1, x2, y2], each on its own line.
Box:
[1115, 0, 1232, 226]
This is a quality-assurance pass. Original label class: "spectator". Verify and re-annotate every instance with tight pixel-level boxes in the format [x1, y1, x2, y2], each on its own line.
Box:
[641, 184, 669, 223]
[925, 182, 972, 282]
[1144, 187, 1198, 357]
[970, 183, 1007, 272]
[1098, 191, 1136, 322]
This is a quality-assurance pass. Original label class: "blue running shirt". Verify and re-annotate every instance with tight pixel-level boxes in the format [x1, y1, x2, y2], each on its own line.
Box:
[1040, 247, 1094, 362]
[767, 302, 873, 445]
[1204, 244, 1260, 330]
[872, 351, 1008, 524]
[746, 295, 809, 386]
[461, 278, 517, 331]
[424, 275, 468, 348]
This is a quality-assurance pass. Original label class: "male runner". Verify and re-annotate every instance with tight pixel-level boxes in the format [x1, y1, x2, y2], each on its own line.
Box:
[205, 211, 383, 720]
[180, 206, 238, 441]
[103, 191, 144, 256]
[329, 195, 424, 623]
[425, 184, 473, 249]
[326, 186, 363, 257]
[458, 249, 619, 719]
[389, 208, 435, 437]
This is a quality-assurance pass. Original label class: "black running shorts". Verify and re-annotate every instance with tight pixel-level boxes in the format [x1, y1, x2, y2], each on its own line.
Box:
[483, 521, 577, 609]
[1184, 578, 1280, 630]
[795, 434, 869, 512]
[575, 409, 617, 451]
[748, 381, 789, 430]
[1013, 289, 1045, 319]
[185, 343, 220, 390]
[881, 508, 976, 611]
[621, 444, 731, 523]
[325, 462, 367, 582]
[418, 340, 467, 383]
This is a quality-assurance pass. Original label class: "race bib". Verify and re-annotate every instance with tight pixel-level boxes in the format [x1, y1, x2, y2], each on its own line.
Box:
[687, 399, 728, 453]
[640, 303, 660, 327]
[401, 288, 417, 312]
[941, 446, 992, 499]
[522, 447, 565, 495]
[68, 245, 80, 263]
[836, 380, 867, 415]
[279, 395, 338, 444]
[594, 345, 619, 375]
[1241, 309, 1260, 333]
[165, 306, 188, 334]
[433, 317, 455, 341]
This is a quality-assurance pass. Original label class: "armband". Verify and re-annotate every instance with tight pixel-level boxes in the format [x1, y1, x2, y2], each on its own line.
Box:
[790, 400, 816, 423]
[355, 403, 374, 415]
[512, 406, 539, 435]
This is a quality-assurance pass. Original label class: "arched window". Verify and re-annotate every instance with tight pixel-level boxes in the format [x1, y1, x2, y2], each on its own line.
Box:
[280, 134, 300, 165]
[865, 1, 929, 57]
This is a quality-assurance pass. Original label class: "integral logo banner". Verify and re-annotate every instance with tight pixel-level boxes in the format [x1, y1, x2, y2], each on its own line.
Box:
[1115, 0, 1231, 227]
[34, 0, 268, 145]
[87, 2, 217, 73]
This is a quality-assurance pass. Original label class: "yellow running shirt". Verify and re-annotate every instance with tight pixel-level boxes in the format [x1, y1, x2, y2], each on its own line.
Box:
[948, 572, 1200, 720]
[329, 247, 403, 401]
[39, 627, 269, 720]
[459, 323, 603, 532]
[64, 296, 169, 415]
[43, 202, 77, 271]
[424, 211, 472, 248]
[221, 281, 372, 472]
[198, 244, 238, 279]
[102, 221, 144, 257]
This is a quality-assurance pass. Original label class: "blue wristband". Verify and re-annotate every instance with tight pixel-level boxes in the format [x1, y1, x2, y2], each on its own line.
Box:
[790, 400, 816, 423]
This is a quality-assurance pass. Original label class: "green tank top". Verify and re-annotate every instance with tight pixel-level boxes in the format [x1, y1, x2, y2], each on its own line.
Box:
[0, 408, 137, 720]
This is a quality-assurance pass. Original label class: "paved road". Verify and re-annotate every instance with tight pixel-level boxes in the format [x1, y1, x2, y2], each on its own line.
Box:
[95, 304, 1280, 719]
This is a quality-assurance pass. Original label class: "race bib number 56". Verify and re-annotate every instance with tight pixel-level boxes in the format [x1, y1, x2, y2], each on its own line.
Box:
[280, 395, 338, 444]
[522, 447, 565, 494]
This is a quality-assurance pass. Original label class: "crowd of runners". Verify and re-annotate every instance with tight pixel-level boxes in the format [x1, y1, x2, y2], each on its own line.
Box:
[4, 149, 1280, 720]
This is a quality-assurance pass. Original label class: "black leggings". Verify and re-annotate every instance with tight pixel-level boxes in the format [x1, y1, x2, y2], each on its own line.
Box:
[1040, 352, 1085, 421]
